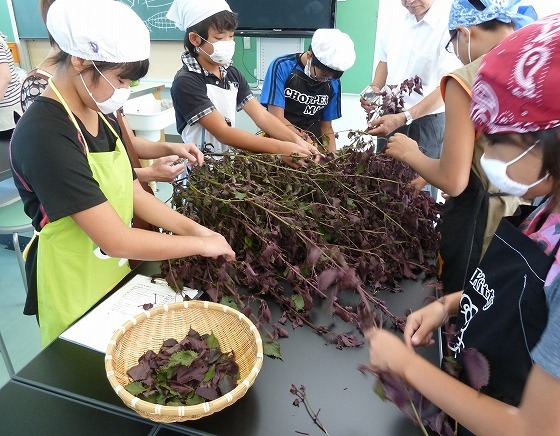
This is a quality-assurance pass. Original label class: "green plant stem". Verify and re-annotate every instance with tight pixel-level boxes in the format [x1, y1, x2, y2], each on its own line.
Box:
[408, 391, 430, 436]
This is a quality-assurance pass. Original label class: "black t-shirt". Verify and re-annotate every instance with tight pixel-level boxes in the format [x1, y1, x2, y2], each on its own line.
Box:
[11, 96, 135, 231]
[170, 53, 253, 134]
[10, 96, 135, 315]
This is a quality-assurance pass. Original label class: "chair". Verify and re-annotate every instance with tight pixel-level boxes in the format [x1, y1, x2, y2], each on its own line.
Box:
[0, 330, 15, 377]
[0, 191, 33, 295]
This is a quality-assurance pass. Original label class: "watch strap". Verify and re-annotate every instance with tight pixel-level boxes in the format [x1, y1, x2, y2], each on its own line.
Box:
[403, 110, 413, 126]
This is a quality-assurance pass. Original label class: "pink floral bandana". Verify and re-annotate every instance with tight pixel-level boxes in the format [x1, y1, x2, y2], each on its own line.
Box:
[471, 14, 560, 135]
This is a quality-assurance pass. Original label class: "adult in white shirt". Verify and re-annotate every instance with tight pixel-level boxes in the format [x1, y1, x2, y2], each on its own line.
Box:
[363, 0, 461, 197]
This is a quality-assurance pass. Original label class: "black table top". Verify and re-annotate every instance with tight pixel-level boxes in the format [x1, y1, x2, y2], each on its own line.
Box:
[0, 381, 157, 436]
[11, 263, 438, 435]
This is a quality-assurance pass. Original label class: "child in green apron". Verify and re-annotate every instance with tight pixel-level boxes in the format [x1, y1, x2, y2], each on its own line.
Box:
[9, 0, 235, 346]
[366, 15, 560, 435]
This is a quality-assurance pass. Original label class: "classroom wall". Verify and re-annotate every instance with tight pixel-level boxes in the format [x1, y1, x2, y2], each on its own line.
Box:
[0, 0, 15, 41]
[231, 0, 379, 94]
[14, 0, 560, 92]
[23, 0, 379, 95]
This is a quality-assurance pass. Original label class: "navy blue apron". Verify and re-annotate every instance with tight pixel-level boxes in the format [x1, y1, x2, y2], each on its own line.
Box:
[283, 56, 334, 140]
[449, 205, 558, 435]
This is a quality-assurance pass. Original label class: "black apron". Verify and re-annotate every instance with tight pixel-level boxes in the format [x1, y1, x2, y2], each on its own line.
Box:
[438, 170, 488, 294]
[283, 57, 334, 140]
[449, 205, 558, 435]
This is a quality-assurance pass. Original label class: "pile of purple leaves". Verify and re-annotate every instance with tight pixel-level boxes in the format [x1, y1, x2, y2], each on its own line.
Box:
[163, 139, 441, 358]
[124, 328, 239, 406]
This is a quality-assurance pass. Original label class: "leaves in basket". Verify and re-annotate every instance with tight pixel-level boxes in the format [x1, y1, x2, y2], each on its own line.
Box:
[206, 332, 220, 350]
[165, 350, 198, 369]
[125, 381, 147, 396]
[125, 328, 240, 406]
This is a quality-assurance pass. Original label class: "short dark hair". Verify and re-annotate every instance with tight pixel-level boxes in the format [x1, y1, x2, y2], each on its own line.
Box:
[50, 50, 149, 83]
[183, 10, 238, 57]
[485, 128, 560, 203]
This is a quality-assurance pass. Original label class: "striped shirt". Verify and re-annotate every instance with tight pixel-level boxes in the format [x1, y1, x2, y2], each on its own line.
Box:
[0, 39, 21, 109]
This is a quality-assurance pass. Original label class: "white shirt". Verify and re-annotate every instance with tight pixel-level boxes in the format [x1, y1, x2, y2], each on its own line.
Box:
[377, 0, 461, 114]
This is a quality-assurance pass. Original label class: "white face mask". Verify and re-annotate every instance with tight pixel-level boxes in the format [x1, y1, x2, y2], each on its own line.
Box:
[80, 62, 131, 114]
[480, 141, 549, 197]
[198, 36, 235, 65]
[303, 58, 330, 83]
[304, 60, 313, 79]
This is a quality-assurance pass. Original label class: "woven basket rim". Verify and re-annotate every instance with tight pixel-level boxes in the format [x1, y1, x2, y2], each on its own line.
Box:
[105, 300, 263, 418]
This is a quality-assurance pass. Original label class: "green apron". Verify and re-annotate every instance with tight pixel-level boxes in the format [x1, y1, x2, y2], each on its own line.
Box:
[37, 80, 133, 346]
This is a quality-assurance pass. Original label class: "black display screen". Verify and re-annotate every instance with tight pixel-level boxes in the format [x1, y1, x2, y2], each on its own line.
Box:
[228, 0, 336, 37]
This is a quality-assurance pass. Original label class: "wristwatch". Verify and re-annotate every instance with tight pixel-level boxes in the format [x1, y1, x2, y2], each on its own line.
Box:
[403, 110, 414, 126]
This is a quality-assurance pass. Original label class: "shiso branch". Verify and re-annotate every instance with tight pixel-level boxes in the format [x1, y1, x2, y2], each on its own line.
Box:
[290, 384, 330, 436]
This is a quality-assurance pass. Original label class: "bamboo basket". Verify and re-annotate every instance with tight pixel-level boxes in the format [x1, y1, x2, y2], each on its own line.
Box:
[105, 300, 264, 423]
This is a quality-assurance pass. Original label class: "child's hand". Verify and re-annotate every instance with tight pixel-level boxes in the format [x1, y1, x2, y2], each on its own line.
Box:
[403, 300, 449, 349]
[145, 155, 185, 182]
[200, 234, 236, 261]
[169, 142, 204, 167]
[288, 140, 321, 157]
[277, 140, 320, 168]
[385, 132, 420, 163]
[192, 224, 220, 238]
[364, 328, 411, 377]
[410, 176, 428, 191]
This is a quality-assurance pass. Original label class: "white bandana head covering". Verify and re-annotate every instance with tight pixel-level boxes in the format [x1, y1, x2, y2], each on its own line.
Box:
[311, 29, 356, 72]
[167, 0, 232, 31]
[449, 0, 536, 31]
[46, 0, 149, 62]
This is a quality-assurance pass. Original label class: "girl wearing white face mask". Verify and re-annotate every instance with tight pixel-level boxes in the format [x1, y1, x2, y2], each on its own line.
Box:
[9, 0, 235, 347]
[79, 61, 132, 114]
[367, 15, 560, 436]
[385, 0, 536, 294]
[18, 0, 204, 187]
[167, 0, 319, 165]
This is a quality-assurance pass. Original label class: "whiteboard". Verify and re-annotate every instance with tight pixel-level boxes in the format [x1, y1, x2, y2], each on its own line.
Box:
[11, 0, 184, 40]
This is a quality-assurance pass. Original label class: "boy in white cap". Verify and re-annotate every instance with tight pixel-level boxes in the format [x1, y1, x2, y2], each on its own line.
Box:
[167, 0, 319, 162]
[260, 29, 355, 151]
[10, 0, 235, 346]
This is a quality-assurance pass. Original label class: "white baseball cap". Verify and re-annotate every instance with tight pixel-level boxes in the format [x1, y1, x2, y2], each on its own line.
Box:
[311, 29, 356, 72]
[167, 0, 232, 32]
[47, 0, 150, 63]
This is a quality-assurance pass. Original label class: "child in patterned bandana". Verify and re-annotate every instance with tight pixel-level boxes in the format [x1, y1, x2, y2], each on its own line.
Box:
[366, 15, 560, 436]
[386, 0, 537, 295]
